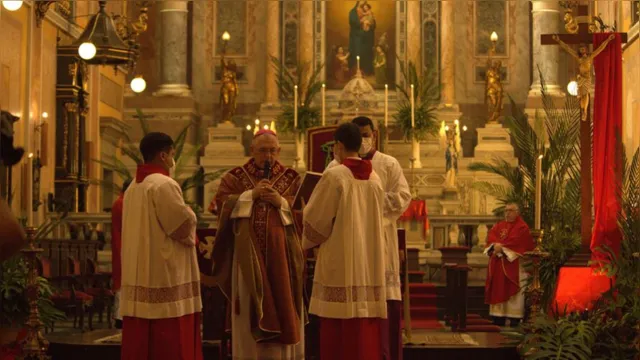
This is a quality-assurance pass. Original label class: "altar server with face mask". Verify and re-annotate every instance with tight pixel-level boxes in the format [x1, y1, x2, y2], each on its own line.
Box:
[120, 132, 202, 360]
[326, 116, 412, 360]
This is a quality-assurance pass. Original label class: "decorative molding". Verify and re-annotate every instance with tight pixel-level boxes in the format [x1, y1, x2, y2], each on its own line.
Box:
[35, 1, 56, 28]
[282, 0, 299, 74]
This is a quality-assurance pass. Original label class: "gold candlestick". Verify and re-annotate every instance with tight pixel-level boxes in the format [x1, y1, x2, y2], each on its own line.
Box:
[19, 227, 50, 359]
[524, 229, 549, 322]
[409, 157, 418, 198]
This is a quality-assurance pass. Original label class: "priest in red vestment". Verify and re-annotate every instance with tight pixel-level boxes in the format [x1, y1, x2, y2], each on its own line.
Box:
[303, 123, 387, 360]
[111, 179, 131, 329]
[120, 132, 202, 360]
[210, 129, 305, 359]
[484, 203, 535, 327]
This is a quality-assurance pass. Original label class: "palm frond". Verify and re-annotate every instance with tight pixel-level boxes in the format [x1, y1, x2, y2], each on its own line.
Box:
[173, 121, 194, 162]
[135, 108, 151, 135]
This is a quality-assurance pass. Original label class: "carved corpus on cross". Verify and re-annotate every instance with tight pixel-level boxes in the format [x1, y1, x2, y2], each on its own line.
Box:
[540, 5, 627, 263]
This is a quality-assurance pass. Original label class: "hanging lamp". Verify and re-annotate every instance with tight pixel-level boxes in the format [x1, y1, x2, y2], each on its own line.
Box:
[58, 0, 137, 67]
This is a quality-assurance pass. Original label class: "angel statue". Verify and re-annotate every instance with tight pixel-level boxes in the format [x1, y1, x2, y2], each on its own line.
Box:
[485, 58, 504, 124]
[219, 54, 238, 124]
[552, 34, 615, 121]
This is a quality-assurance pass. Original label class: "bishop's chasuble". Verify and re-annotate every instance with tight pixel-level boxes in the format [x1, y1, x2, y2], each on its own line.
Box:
[327, 151, 411, 360]
[303, 158, 387, 360]
[484, 216, 535, 319]
[210, 159, 305, 360]
[120, 164, 203, 360]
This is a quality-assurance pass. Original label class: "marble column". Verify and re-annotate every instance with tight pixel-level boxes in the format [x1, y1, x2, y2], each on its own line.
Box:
[265, 1, 280, 104]
[299, 0, 314, 97]
[440, 0, 455, 105]
[155, 1, 191, 96]
[406, 0, 421, 71]
[529, 0, 562, 94]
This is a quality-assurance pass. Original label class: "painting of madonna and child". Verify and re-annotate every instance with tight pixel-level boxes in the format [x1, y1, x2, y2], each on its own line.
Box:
[326, 0, 396, 90]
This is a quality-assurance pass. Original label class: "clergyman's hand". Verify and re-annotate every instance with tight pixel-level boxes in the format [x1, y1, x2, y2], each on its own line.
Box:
[252, 179, 272, 200]
[261, 188, 283, 208]
[494, 243, 504, 254]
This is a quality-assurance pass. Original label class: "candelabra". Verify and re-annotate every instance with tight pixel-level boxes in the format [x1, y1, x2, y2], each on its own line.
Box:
[524, 229, 549, 321]
[19, 227, 50, 360]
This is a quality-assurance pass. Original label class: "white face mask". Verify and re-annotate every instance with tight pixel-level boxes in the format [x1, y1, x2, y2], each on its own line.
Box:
[359, 137, 373, 156]
[167, 157, 176, 178]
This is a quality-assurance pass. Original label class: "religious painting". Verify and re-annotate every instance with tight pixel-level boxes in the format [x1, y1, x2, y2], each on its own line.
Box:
[474, 0, 507, 56]
[325, 0, 396, 90]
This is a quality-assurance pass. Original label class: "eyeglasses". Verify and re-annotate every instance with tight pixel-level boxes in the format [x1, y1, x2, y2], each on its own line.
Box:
[258, 148, 278, 155]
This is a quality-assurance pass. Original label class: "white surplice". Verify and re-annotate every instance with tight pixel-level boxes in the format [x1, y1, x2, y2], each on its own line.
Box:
[327, 151, 411, 301]
[484, 245, 527, 318]
[120, 174, 202, 319]
[228, 190, 305, 360]
[303, 161, 388, 319]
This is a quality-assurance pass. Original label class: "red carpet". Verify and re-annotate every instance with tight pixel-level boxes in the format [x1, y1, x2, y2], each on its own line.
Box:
[402, 283, 442, 330]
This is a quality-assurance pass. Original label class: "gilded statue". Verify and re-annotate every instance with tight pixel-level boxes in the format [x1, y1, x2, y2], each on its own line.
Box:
[552, 34, 615, 121]
[485, 58, 504, 124]
[219, 54, 239, 124]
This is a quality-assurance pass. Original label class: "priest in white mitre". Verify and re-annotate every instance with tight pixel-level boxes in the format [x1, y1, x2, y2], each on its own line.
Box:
[326, 116, 411, 360]
[120, 132, 202, 360]
[303, 122, 387, 360]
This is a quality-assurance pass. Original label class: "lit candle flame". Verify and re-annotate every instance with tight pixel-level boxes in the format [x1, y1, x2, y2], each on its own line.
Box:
[222, 31, 230, 41]
[490, 31, 498, 42]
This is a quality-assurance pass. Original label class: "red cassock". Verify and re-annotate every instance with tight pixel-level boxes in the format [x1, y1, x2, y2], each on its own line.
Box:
[484, 217, 535, 305]
[110, 194, 124, 291]
[122, 313, 203, 360]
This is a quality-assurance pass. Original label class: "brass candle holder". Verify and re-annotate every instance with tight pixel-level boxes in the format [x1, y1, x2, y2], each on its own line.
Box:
[19, 227, 50, 360]
[409, 157, 418, 198]
[524, 229, 549, 321]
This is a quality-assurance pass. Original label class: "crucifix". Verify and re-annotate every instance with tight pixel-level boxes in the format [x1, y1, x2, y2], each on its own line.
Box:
[540, 5, 627, 264]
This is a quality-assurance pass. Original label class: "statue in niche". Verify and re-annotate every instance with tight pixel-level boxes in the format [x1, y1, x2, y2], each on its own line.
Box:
[485, 58, 504, 124]
[219, 54, 238, 124]
[444, 136, 459, 189]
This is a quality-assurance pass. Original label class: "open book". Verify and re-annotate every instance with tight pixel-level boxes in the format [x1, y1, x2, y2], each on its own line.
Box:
[293, 171, 322, 211]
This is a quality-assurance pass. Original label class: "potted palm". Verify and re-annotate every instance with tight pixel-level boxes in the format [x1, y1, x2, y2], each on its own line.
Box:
[0, 196, 70, 348]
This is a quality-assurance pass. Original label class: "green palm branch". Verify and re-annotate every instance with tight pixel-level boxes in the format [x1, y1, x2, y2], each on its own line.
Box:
[270, 55, 325, 134]
[94, 109, 226, 203]
[393, 58, 440, 141]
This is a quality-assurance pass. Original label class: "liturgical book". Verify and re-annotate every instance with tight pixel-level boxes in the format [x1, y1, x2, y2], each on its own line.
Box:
[293, 171, 322, 211]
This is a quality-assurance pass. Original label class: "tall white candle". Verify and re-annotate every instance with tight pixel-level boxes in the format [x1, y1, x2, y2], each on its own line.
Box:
[357, 56, 360, 73]
[535, 154, 543, 229]
[321, 83, 326, 126]
[27, 153, 34, 227]
[384, 84, 388, 128]
[410, 84, 415, 129]
[294, 85, 298, 129]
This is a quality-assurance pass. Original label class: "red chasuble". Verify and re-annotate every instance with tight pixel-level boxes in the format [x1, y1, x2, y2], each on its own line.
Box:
[484, 217, 535, 305]
[111, 194, 124, 291]
[212, 159, 303, 344]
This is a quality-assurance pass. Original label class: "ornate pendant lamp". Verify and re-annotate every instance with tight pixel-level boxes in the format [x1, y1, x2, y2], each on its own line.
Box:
[58, 0, 137, 67]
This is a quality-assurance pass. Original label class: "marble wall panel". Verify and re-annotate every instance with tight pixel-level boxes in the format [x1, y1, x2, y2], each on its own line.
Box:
[215, 1, 247, 56]
[474, 0, 507, 56]
[100, 74, 123, 111]
[0, 13, 23, 115]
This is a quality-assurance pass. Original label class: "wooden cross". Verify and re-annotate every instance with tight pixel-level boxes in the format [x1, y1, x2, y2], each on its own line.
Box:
[540, 5, 627, 263]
